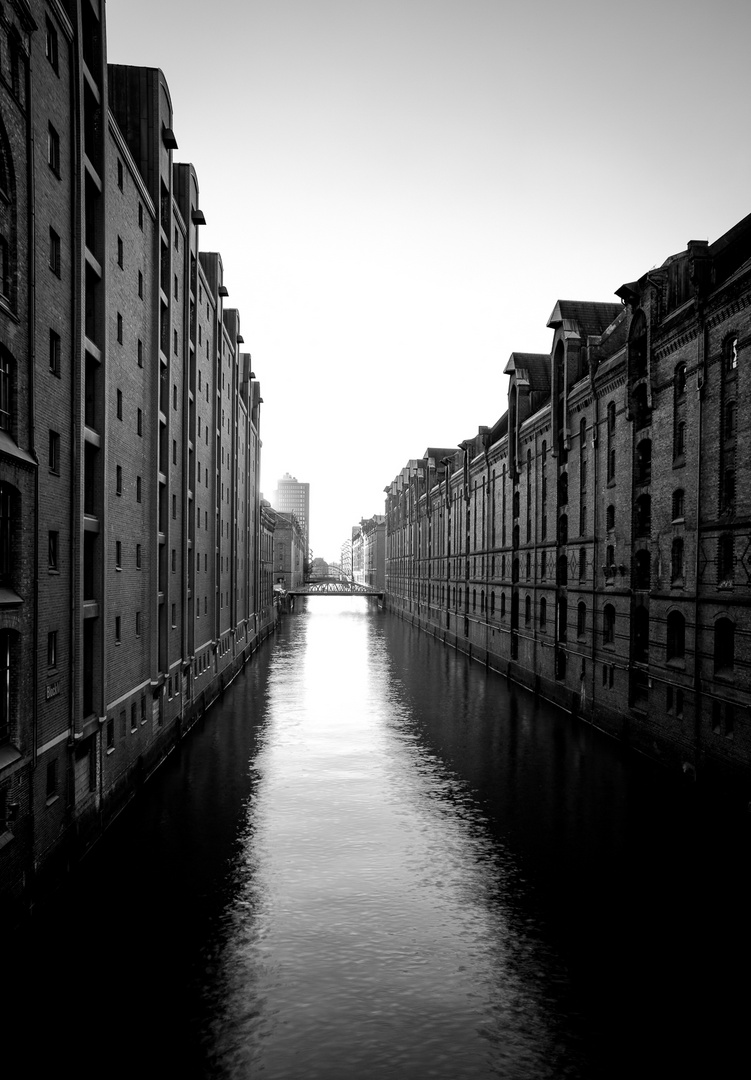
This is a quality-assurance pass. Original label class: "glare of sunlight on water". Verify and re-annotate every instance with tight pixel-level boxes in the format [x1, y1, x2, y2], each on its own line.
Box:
[201, 599, 580, 1079]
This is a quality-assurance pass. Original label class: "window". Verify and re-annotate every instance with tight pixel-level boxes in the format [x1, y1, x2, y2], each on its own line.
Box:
[115, 615, 121, 643]
[115, 540, 122, 569]
[674, 363, 687, 400]
[172, 493, 176, 519]
[173, 330, 178, 355]
[171, 549, 176, 573]
[171, 603, 176, 627]
[674, 420, 686, 459]
[116, 464, 122, 495]
[131, 702, 137, 730]
[47, 630, 57, 668]
[138, 270, 143, 299]
[173, 384, 178, 410]
[49, 227, 61, 275]
[47, 124, 60, 174]
[603, 604, 615, 645]
[116, 389, 123, 419]
[48, 530, 58, 570]
[117, 312, 123, 344]
[666, 611, 685, 661]
[539, 597, 546, 630]
[723, 336, 738, 375]
[0, 349, 12, 432]
[47, 328, 62, 376]
[577, 602, 586, 638]
[672, 490, 684, 521]
[137, 408, 142, 436]
[579, 547, 586, 581]
[45, 18, 59, 73]
[136, 543, 141, 569]
[724, 400, 737, 442]
[174, 274, 178, 300]
[49, 430, 60, 473]
[107, 717, 114, 750]
[717, 533, 733, 585]
[671, 538, 684, 583]
[721, 468, 735, 514]
[172, 439, 177, 465]
[137, 339, 143, 367]
[138, 202, 144, 230]
[714, 618, 735, 675]
[117, 158, 123, 190]
[135, 611, 141, 637]
[117, 235, 124, 268]
[136, 476, 142, 503]
[524, 595, 531, 624]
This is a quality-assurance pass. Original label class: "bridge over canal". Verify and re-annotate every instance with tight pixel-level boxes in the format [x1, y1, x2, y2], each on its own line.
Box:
[287, 579, 383, 599]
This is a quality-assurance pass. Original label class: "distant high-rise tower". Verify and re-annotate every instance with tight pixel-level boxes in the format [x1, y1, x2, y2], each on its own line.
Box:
[273, 473, 310, 552]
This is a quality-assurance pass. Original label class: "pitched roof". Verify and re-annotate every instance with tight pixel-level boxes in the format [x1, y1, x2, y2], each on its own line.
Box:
[504, 352, 550, 394]
[547, 301, 622, 339]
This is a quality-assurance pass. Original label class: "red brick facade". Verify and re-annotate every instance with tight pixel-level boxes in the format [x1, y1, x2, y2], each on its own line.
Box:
[386, 216, 751, 791]
[0, 1, 272, 918]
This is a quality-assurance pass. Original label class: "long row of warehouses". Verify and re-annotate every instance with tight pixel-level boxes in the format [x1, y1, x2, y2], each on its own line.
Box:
[0, 1, 276, 916]
[385, 211, 751, 791]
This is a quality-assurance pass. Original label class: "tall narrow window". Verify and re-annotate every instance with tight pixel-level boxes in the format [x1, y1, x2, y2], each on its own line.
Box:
[0, 348, 12, 432]
[45, 18, 59, 73]
[49, 430, 60, 473]
[49, 228, 61, 275]
[47, 124, 60, 174]
[49, 329, 61, 376]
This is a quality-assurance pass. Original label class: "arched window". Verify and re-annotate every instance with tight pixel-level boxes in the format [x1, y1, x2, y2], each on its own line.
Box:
[539, 597, 546, 630]
[635, 549, 651, 589]
[635, 494, 651, 537]
[0, 482, 15, 586]
[674, 363, 687, 400]
[717, 534, 733, 585]
[558, 597, 568, 641]
[0, 346, 13, 434]
[603, 604, 615, 645]
[606, 402, 616, 482]
[671, 537, 684, 583]
[577, 601, 586, 638]
[557, 554, 568, 586]
[606, 504, 615, 531]
[724, 400, 737, 442]
[558, 471, 568, 505]
[666, 611, 685, 661]
[714, 617, 735, 674]
[0, 119, 16, 308]
[633, 607, 649, 662]
[629, 310, 648, 378]
[635, 439, 651, 485]
[723, 335, 738, 375]
[558, 514, 568, 545]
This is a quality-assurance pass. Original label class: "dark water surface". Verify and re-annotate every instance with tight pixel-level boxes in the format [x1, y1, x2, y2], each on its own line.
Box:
[7, 598, 750, 1078]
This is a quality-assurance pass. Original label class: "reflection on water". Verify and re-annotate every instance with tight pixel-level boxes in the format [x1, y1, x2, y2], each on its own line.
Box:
[6, 598, 749, 1079]
[200, 599, 582, 1079]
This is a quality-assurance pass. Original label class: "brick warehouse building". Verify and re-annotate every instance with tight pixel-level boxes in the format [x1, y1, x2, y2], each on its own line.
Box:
[385, 212, 751, 789]
[0, 1, 272, 917]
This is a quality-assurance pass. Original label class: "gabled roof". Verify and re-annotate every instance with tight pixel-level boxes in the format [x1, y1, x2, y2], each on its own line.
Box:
[546, 301, 622, 339]
[504, 353, 550, 394]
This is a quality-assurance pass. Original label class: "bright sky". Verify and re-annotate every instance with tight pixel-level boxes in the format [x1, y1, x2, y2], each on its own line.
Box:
[106, 0, 751, 563]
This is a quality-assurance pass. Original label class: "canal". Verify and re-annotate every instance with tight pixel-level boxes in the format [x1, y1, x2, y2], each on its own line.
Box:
[6, 597, 750, 1078]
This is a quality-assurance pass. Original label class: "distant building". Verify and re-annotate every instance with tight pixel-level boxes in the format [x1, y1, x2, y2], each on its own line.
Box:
[273, 513, 306, 590]
[273, 473, 310, 554]
[352, 517, 386, 591]
[340, 538, 352, 580]
[310, 557, 329, 578]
